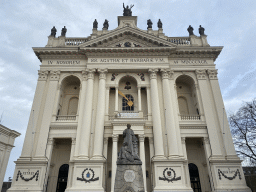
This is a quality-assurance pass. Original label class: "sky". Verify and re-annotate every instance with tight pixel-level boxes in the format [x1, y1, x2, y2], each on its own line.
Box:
[1, 0, 256, 181]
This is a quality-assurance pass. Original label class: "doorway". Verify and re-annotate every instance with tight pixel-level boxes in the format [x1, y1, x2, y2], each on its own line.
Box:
[56, 164, 69, 192]
[189, 163, 202, 192]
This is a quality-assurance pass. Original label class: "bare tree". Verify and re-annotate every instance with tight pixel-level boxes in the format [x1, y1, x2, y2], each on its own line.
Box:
[229, 99, 256, 165]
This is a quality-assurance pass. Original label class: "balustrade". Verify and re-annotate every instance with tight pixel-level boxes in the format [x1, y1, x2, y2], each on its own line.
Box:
[65, 38, 90, 46]
[167, 37, 190, 45]
[56, 115, 76, 121]
[180, 114, 200, 120]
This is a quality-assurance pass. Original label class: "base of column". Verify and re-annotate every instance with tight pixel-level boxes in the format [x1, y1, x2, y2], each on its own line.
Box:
[91, 155, 105, 161]
[153, 160, 192, 192]
[66, 162, 105, 192]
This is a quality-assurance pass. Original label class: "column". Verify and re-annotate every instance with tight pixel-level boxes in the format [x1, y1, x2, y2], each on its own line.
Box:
[78, 68, 95, 159]
[138, 86, 142, 111]
[146, 87, 152, 118]
[195, 70, 222, 157]
[20, 70, 48, 159]
[194, 83, 205, 121]
[74, 70, 88, 157]
[44, 138, 54, 189]
[115, 86, 118, 112]
[105, 86, 110, 120]
[207, 69, 237, 157]
[92, 68, 108, 159]
[181, 137, 191, 188]
[70, 138, 76, 160]
[148, 137, 155, 162]
[103, 137, 109, 159]
[34, 71, 60, 160]
[161, 69, 179, 158]
[0, 146, 12, 189]
[139, 135, 147, 192]
[148, 69, 165, 159]
[67, 138, 76, 188]
[111, 134, 119, 192]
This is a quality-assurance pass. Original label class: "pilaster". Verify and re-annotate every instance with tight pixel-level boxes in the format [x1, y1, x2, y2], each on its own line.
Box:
[139, 134, 147, 192]
[111, 134, 119, 192]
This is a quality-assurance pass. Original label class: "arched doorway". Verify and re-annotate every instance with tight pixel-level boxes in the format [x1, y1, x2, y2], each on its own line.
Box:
[188, 163, 202, 192]
[56, 164, 69, 192]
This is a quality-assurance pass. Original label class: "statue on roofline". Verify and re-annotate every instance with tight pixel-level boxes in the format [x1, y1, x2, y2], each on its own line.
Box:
[93, 19, 98, 29]
[147, 19, 153, 29]
[187, 25, 194, 36]
[50, 26, 57, 37]
[123, 3, 134, 16]
[61, 26, 67, 37]
[199, 25, 205, 36]
[103, 19, 109, 29]
[157, 19, 162, 29]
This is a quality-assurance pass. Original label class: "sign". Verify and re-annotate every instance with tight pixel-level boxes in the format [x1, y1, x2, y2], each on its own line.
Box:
[171, 60, 209, 64]
[88, 57, 167, 63]
[47, 60, 81, 65]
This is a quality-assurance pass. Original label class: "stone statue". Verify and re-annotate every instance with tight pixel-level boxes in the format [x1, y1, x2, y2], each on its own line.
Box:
[123, 3, 134, 16]
[147, 19, 153, 29]
[103, 19, 109, 29]
[187, 25, 194, 36]
[93, 19, 98, 29]
[157, 19, 162, 29]
[117, 124, 141, 164]
[199, 25, 205, 36]
[61, 26, 67, 37]
[50, 26, 57, 37]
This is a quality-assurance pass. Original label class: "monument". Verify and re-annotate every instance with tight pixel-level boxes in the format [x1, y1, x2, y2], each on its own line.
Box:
[114, 124, 144, 192]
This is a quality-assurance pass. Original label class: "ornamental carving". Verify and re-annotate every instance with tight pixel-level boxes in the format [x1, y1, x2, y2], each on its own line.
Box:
[98, 68, 108, 79]
[77, 168, 99, 183]
[137, 73, 145, 81]
[111, 73, 118, 81]
[195, 70, 206, 80]
[159, 167, 181, 182]
[72, 138, 76, 145]
[218, 169, 241, 180]
[49, 70, 61, 80]
[16, 170, 39, 182]
[207, 69, 218, 80]
[86, 68, 96, 80]
[38, 70, 48, 81]
[149, 68, 158, 79]
[160, 69, 170, 80]
[81, 70, 88, 81]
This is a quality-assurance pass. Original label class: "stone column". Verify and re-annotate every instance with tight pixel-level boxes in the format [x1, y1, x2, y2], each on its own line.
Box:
[115, 86, 118, 112]
[139, 134, 147, 192]
[195, 70, 223, 157]
[78, 69, 95, 159]
[0, 146, 12, 188]
[111, 134, 119, 192]
[138, 86, 142, 111]
[103, 137, 109, 159]
[44, 138, 54, 187]
[146, 87, 152, 119]
[34, 71, 60, 160]
[194, 83, 205, 121]
[148, 69, 165, 159]
[92, 69, 108, 159]
[105, 86, 110, 120]
[20, 70, 48, 160]
[148, 137, 154, 162]
[207, 70, 237, 158]
[67, 138, 76, 188]
[74, 70, 88, 157]
[161, 69, 179, 158]
[70, 138, 76, 160]
[181, 137, 191, 188]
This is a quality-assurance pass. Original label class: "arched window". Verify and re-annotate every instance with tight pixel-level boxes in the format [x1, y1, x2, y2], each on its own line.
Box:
[56, 164, 69, 192]
[188, 163, 202, 192]
[122, 94, 134, 111]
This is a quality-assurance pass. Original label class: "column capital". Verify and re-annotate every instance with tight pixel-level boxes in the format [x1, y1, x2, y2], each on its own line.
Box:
[139, 134, 145, 142]
[148, 68, 158, 79]
[112, 134, 119, 142]
[104, 137, 109, 144]
[49, 70, 61, 81]
[81, 70, 88, 81]
[86, 68, 96, 80]
[203, 137, 210, 144]
[160, 68, 170, 80]
[98, 68, 108, 80]
[38, 70, 49, 81]
[181, 137, 186, 144]
[72, 138, 76, 145]
[195, 69, 207, 80]
[207, 69, 218, 80]
[47, 138, 54, 145]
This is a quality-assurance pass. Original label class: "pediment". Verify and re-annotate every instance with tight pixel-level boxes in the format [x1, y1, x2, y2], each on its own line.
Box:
[79, 26, 177, 48]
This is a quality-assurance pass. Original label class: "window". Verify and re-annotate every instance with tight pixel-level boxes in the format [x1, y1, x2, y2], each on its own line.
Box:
[122, 94, 134, 111]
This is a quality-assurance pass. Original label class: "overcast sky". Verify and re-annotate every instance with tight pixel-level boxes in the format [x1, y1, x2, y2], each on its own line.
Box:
[1, 0, 256, 181]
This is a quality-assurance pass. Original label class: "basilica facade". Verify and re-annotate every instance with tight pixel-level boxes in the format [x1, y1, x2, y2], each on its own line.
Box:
[8, 13, 250, 192]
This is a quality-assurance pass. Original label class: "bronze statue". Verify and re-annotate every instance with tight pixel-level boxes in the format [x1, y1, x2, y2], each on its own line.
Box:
[157, 19, 162, 29]
[93, 19, 98, 29]
[103, 19, 109, 29]
[61, 26, 67, 37]
[147, 19, 153, 29]
[117, 124, 141, 164]
[123, 3, 134, 16]
[199, 25, 205, 36]
[50, 26, 57, 37]
[187, 25, 194, 36]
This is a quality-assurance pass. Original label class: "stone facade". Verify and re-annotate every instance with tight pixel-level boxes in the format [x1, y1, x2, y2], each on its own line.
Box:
[7, 14, 251, 192]
[0, 124, 20, 191]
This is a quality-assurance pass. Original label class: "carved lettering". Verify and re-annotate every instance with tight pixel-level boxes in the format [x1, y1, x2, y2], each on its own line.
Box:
[48, 60, 80, 65]
[173, 60, 208, 64]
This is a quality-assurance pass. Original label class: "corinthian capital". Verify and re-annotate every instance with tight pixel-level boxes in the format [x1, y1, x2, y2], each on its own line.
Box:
[195, 69, 207, 80]
[207, 69, 218, 80]
[38, 70, 49, 81]
[86, 68, 96, 80]
[148, 68, 158, 79]
[98, 68, 108, 80]
[50, 70, 61, 80]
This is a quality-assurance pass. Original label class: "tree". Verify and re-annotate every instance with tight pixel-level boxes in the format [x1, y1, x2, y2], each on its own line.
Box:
[229, 99, 256, 165]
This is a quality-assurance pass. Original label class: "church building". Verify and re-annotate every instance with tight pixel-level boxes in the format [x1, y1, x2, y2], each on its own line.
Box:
[8, 5, 250, 192]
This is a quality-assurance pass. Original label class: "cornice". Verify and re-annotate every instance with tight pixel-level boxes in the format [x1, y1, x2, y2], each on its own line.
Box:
[0, 124, 21, 138]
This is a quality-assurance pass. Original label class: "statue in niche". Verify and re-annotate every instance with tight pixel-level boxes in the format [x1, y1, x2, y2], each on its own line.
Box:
[147, 19, 153, 29]
[199, 25, 205, 36]
[157, 19, 162, 29]
[61, 26, 67, 36]
[123, 3, 134, 16]
[117, 124, 141, 164]
[93, 19, 98, 29]
[50, 26, 57, 37]
[103, 19, 109, 29]
[187, 25, 194, 36]
[124, 82, 131, 90]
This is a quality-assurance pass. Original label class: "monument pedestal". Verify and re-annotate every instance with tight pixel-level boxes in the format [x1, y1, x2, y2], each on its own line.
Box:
[115, 164, 144, 192]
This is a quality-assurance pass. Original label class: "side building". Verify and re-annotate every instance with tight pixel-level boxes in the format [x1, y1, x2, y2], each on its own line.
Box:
[8, 12, 250, 192]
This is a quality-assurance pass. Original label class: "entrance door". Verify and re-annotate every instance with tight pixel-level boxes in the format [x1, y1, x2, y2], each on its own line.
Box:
[188, 163, 202, 192]
[56, 164, 69, 192]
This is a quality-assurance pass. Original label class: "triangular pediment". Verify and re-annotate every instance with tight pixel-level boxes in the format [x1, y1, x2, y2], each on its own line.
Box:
[79, 26, 177, 48]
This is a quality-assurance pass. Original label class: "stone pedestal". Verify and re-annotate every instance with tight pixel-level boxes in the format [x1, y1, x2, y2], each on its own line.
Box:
[114, 164, 144, 192]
